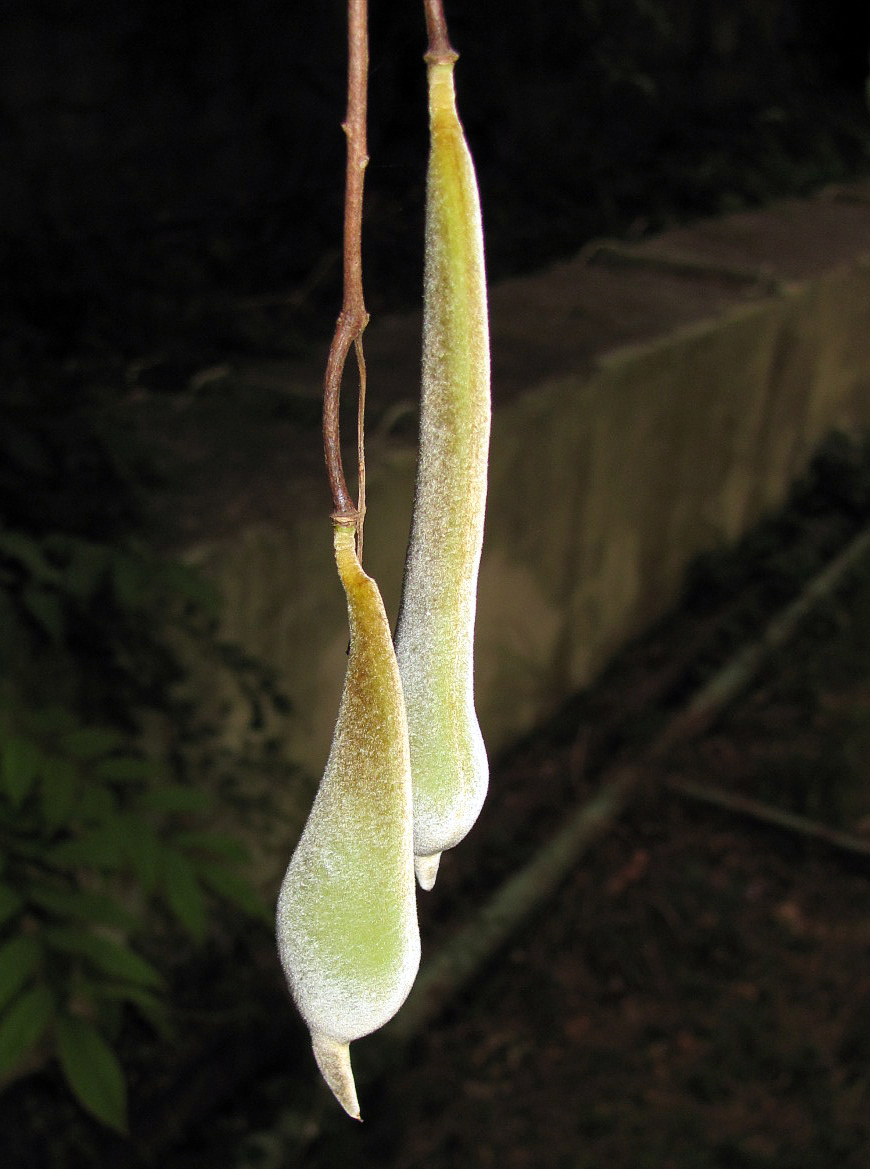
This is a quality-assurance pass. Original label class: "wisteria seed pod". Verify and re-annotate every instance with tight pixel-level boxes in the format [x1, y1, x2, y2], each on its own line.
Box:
[394, 56, 491, 891]
[276, 522, 420, 1118]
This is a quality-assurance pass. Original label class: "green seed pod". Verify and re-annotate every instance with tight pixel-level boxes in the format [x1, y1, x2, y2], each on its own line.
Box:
[394, 57, 491, 891]
[276, 522, 420, 1118]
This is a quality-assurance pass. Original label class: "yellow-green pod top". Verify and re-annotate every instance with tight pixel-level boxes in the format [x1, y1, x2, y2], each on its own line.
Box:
[276, 522, 420, 1118]
[394, 57, 491, 890]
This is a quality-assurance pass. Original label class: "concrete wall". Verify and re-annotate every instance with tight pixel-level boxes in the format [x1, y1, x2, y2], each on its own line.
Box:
[180, 185, 870, 858]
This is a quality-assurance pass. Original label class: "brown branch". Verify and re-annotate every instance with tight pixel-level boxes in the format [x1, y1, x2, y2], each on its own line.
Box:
[667, 776, 870, 860]
[423, 0, 458, 64]
[323, 0, 370, 530]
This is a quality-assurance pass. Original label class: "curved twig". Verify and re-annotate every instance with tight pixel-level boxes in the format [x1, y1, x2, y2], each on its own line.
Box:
[323, 0, 370, 537]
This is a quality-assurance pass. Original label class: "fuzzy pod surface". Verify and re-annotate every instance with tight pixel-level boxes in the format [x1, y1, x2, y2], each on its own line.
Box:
[394, 57, 491, 891]
[276, 522, 420, 1118]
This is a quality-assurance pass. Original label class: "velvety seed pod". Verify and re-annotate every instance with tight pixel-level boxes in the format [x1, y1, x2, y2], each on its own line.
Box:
[394, 57, 491, 891]
[277, 522, 420, 1117]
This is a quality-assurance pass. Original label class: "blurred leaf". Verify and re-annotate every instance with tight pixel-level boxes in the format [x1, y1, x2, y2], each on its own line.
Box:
[162, 851, 208, 939]
[198, 861, 271, 925]
[0, 592, 27, 657]
[111, 555, 147, 612]
[1, 734, 40, 809]
[43, 928, 163, 989]
[95, 756, 160, 784]
[79, 784, 118, 824]
[62, 727, 126, 761]
[0, 836, 49, 862]
[175, 831, 250, 865]
[0, 531, 57, 582]
[49, 828, 123, 871]
[56, 1015, 128, 1133]
[0, 884, 23, 927]
[40, 755, 78, 829]
[21, 585, 65, 642]
[25, 705, 77, 736]
[0, 984, 53, 1077]
[60, 542, 109, 602]
[28, 884, 136, 931]
[138, 785, 211, 815]
[115, 817, 162, 889]
[82, 980, 170, 1037]
[158, 560, 220, 614]
[0, 935, 41, 1013]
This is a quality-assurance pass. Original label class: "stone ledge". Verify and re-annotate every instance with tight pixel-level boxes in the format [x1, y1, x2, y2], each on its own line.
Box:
[169, 181, 870, 840]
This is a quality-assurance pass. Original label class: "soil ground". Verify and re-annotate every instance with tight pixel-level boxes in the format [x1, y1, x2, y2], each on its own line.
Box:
[4, 443, 870, 1169]
[44, 440, 868, 1169]
[274, 455, 870, 1169]
[233, 467, 870, 1169]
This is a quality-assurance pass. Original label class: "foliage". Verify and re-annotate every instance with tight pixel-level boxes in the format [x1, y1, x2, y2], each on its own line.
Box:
[0, 384, 274, 1133]
[0, 695, 270, 1132]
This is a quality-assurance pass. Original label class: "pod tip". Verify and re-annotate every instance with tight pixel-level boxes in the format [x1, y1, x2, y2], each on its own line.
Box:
[415, 852, 442, 891]
[311, 1032, 361, 1120]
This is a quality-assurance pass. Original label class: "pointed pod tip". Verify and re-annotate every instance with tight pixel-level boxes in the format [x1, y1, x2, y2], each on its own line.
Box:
[311, 1032, 361, 1119]
[415, 852, 442, 891]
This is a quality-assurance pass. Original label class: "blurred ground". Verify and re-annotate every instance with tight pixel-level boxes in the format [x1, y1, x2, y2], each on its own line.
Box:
[2, 445, 870, 1169]
[273, 446, 870, 1169]
[70, 441, 870, 1169]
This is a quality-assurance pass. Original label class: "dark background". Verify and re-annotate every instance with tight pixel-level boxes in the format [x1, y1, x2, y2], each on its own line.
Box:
[1, 0, 868, 364]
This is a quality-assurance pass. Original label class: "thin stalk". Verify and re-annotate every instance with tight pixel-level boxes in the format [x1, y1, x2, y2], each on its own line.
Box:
[323, 0, 370, 544]
[423, 0, 458, 64]
[667, 776, 870, 860]
[355, 335, 367, 561]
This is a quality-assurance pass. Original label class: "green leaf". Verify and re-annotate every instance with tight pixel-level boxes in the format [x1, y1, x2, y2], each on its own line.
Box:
[1, 734, 40, 809]
[0, 984, 53, 1077]
[78, 784, 118, 824]
[198, 862, 272, 925]
[40, 755, 79, 830]
[111, 555, 147, 612]
[28, 705, 77, 736]
[0, 836, 49, 862]
[0, 593, 26, 655]
[161, 851, 208, 939]
[0, 531, 57, 582]
[157, 560, 220, 614]
[95, 756, 159, 784]
[115, 819, 162, 889]
[56, 1015, 128, 1133]
[60, 542, 109, 602]
[0, 884, 23, 927]
[0, 935, 41, 1013]
[43, 928, 163, 990]
[138, 785, 211, 815]
[49, 828, 123, 871]
[174, 831, 250, 865]
[28, 884, 136, 931]
[81, 981, 170, 1038]
[21, 585, 65, 642]
[62, 727, 125, 761]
